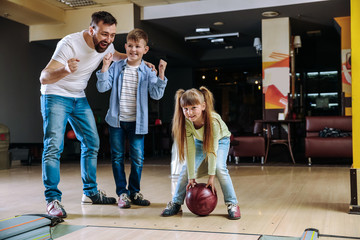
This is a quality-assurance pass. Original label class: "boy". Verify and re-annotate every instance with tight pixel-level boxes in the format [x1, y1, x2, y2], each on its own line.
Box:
[96, 28, 168, 208]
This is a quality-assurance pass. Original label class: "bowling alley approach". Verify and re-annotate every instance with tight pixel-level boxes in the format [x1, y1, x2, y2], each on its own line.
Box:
[1, 0, 360, 240]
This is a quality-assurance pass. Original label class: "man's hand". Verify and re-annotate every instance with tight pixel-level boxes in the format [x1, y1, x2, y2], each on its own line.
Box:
[158, 59, 167, 80]
[65, 58, 80, 73]
[144, 61, 157, 74]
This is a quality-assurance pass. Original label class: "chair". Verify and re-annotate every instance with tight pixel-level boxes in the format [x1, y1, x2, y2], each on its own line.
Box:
[229, 122, 266, 164]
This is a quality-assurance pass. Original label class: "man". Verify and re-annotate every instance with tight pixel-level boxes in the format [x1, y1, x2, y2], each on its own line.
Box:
[39, 11, 150, 218]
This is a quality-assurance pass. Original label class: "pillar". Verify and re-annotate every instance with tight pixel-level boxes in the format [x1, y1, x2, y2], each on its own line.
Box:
[262, 18, 290, 120]
[350, 0, 360, 214]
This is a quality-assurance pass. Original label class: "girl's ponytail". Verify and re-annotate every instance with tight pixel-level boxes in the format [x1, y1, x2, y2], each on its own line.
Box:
[172, 89, 186, 162]
[199, 86, 216, 157]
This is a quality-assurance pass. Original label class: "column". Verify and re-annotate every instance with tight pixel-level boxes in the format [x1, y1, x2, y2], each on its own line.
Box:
[262, 17, 290, 120]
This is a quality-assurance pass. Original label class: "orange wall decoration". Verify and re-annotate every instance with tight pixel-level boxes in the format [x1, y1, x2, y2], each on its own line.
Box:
[262, 18, 290, 119]
[335, 16, 352, 116]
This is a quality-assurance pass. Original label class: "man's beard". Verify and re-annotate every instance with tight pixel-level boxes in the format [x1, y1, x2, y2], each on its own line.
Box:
[93, 36, 109, 53]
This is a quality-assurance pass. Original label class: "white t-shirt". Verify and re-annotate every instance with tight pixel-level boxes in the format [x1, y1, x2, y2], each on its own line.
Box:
[40, 30, 115, 98]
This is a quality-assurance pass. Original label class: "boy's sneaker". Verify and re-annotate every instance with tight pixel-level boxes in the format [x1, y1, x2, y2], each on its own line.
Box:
[118, 193, 131, 208]
[81, 189, 116, 205]
[227, 203, 241, 220]
[130, 192, 150, 206]
[47, 200, 67, 218]
[161, 201, 182, 217]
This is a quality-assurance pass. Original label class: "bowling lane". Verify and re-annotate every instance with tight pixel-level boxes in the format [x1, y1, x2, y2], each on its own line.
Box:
[56, 226, 261, 240]
[2, 163, 359, 239]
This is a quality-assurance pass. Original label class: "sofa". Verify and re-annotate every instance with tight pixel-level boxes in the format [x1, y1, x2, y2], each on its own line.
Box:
[305, 116, 352, 165]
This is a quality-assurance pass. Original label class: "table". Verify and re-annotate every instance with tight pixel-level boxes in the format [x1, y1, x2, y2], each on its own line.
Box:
[255, 119, 302, 164]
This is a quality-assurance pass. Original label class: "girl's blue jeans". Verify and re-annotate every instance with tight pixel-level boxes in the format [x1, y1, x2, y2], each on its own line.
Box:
[172, 137, 238, 205]
[41, 95, 99, 202]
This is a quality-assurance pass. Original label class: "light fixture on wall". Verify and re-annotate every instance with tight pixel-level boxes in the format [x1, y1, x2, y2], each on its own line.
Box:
[293, 35, 302, 53]
[290, 35, 302, 102]
[253, 37, 262, 55]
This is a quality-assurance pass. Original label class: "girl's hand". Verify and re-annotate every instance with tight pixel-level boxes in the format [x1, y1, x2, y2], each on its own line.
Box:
[186, 179, 197, 191]
[206, 175, 216, 194]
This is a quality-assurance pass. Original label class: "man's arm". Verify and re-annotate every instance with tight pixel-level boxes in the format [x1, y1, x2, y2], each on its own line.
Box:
[40, 58, 79, 85]
[113, 50, 127, 61]
[113, 50, 157, 72]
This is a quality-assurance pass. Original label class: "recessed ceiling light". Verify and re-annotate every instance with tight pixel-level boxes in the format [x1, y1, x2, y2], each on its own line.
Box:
[213, 21, 224, 26]
[262, 11, 279, 17]
[196, 27, 211, 33]
[211, 38, 224, 43]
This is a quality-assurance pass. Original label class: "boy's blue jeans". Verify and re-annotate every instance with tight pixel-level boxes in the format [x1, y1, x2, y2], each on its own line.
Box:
[40, 95, 99, 203]
[109, 122, 145, 197]
[172, 137, 238, 205]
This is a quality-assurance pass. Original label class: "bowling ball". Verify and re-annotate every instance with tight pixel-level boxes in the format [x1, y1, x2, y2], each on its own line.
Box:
[185, 183, 217, 216]
[66, 130, 76, 140]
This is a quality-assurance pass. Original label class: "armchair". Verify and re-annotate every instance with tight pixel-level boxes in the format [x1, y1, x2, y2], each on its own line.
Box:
[229, 122, 266, 164]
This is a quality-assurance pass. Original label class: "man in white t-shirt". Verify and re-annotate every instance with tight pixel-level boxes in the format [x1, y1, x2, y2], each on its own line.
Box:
[39, 11, 135, 218]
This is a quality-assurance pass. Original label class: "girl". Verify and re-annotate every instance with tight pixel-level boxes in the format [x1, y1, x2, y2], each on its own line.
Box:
[161, 86, 241, 220]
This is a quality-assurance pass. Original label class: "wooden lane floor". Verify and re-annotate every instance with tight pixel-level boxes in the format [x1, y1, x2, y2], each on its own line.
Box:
[0, 162, 359, 239]
[55, 226, 261, 240]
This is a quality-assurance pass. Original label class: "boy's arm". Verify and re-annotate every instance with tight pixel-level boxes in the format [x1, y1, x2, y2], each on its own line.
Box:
[158, 59, 167, 80]
[148, 59, 168, 100]
[101, 53, 113, 73]
[96, 55, 116, 93]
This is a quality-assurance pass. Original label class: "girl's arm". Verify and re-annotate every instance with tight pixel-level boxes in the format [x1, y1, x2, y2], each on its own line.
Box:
[206, 175, 216, 194]
[207, 120, 222, 177]
[186, 179, 197, 191]
[185, 122, 197, 180]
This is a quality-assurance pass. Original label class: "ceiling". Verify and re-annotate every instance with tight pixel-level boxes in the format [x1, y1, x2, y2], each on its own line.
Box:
[0, 0, 351, 69]
[141, 0, 349, 50]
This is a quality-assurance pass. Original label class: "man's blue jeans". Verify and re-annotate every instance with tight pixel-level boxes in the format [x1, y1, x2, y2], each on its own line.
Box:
[41, 95, 99, 202]
[109, 122, 145, 197]
[172, 137, 238, 205]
